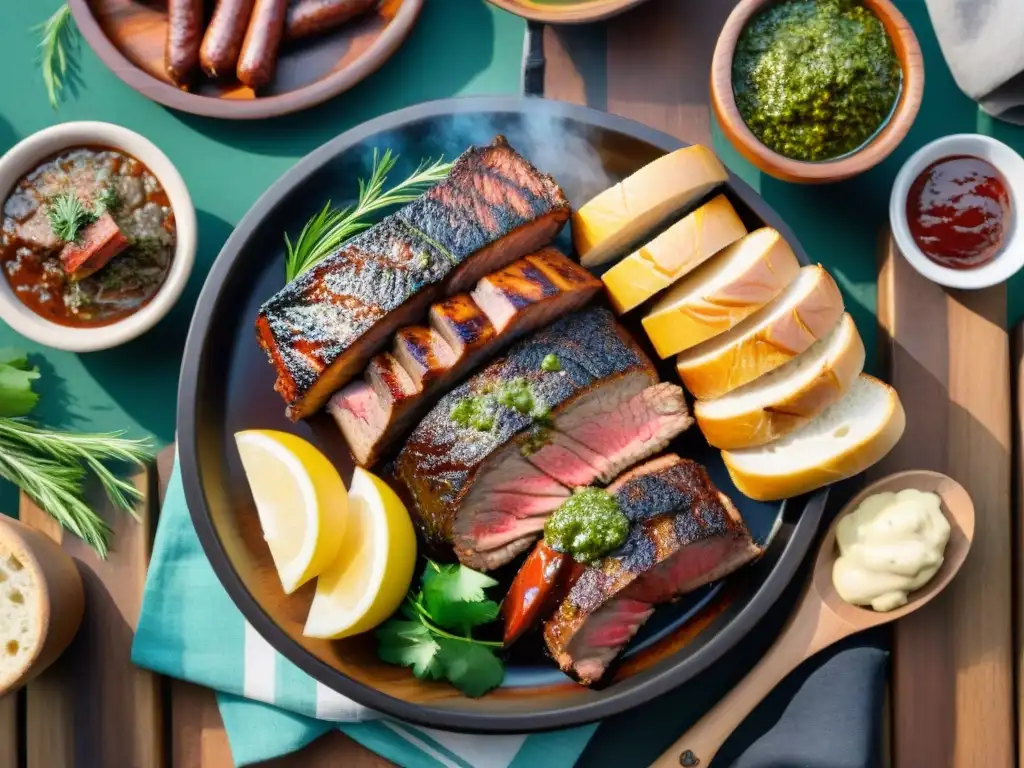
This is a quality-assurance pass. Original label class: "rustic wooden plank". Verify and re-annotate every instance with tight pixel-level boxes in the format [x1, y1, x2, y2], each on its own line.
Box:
[875, 232, 1014, 768]
[542, 25, 605, 108]
[604, 0, 738, 146]
[20, 466, 164, 768]
[1013, 322, 1024, 764]
[0, 692, 17, 768]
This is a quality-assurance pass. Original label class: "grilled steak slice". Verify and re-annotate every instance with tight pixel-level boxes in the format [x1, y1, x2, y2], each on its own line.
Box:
[544, 455, 760, 685]
[256, 137, 570, 420]
[525, 382, 693, 487]
[329, 248, 600, 466]
[397, 307, 693, 571]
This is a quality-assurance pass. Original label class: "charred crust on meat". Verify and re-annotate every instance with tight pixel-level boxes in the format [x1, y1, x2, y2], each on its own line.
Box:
[255, 137, 571, 418]
[397, 307, 652, 546]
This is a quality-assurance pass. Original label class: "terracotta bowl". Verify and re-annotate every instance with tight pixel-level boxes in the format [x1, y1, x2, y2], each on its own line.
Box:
[710, 0, 924, 184]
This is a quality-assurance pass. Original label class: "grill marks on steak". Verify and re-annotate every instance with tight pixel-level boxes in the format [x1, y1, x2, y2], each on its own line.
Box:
[328, 248, 601, 466]
[544, 455, 760, 685]
[397, 308, 695, 571]
[256, 137, 570, 420]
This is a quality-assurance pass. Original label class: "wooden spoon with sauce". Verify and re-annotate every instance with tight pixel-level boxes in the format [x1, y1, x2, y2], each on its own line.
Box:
[651, 470, 974, 768]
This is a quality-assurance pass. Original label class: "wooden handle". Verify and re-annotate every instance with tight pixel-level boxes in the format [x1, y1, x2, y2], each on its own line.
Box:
[651, 591, 849, 768]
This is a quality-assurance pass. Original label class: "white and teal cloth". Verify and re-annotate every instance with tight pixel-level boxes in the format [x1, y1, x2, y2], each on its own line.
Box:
[131, 458, 597, 767]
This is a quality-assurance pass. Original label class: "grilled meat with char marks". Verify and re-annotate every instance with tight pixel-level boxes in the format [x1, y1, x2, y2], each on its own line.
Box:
[256, 137, 570, 421]
[328, 248, 600, 466]
[396, 307, 694, 571]
[544, 455, 760, 685]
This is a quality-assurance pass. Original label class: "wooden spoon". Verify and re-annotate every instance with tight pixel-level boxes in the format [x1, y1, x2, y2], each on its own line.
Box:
[651, 470, 975, 768]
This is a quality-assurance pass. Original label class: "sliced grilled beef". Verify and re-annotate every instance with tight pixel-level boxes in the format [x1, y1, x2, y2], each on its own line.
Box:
[526, 382, 693, 487]
[257, 137, 570, 420]
[329, 248, 600, 466]
[397, 307, 693, 571]
[544, 455, 760, 685]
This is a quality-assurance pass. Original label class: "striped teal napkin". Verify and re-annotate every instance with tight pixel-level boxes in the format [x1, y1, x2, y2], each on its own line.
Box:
[131, 457, 597, 767]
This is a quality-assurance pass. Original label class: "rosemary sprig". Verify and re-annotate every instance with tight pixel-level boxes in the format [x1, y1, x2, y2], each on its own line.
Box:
[284, 150, 453, 281]
[46, 191, 96, 243]
[0, 419, 151, 558]
[34, 4, 77, 110]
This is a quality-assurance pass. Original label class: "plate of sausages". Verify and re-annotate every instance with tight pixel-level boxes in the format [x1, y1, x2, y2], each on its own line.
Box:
[68, 0, 423, 119]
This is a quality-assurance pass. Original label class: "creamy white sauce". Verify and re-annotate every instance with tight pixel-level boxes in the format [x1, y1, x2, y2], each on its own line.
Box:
[832, 488, 950, 612]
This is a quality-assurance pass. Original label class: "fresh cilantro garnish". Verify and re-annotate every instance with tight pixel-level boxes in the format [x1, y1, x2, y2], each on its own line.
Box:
[376, 560, 505, 698]
[0, 348, 40, 417]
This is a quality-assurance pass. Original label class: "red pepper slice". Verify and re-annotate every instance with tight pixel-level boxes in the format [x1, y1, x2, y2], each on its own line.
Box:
[502, 540, 573, 647]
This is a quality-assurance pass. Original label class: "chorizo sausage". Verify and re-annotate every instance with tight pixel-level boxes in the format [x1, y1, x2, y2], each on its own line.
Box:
[284, 0, 379, 42]
[199, 0, 257, 78]
[165, 0, 204, 87]
[236, 0, 289, 89]
[502, 540, 580, 647]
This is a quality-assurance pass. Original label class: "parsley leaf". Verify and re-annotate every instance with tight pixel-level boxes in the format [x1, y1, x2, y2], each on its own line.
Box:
[0, 349, 40, 417]
[436, 638, 505, 697]
[376, 620, 444, 680]
[423, 562, 498, 605]
[430, 598, 500, 636]
[376, 561, 505, 698]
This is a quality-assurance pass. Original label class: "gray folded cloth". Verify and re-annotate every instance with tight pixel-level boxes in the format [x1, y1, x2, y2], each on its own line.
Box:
[925, 0, 1024, 123]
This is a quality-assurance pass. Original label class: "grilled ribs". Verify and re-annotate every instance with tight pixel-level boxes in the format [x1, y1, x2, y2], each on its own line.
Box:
[256, 137, 570, 420]
[328, 248, 601, 466]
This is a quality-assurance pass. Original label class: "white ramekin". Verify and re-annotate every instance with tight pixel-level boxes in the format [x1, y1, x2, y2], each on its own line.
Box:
[0, 122, 196, 352]
[889, 133, 1024, 290]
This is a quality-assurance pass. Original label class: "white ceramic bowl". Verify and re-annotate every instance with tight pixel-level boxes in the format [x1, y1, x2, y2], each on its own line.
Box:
[0, 122, 196, 352]
[890, 133, 1024, 290]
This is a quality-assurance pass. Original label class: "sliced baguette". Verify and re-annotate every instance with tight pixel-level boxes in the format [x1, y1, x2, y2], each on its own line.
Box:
[573, 145, 728, 268]
[601, 194, 746, 314]
[675, 264, 844, 400]
[722, 375, 905, 501]
[0, 517, 84, 694]
[642, 227, 801, 358]
[695, 314, 865, 449]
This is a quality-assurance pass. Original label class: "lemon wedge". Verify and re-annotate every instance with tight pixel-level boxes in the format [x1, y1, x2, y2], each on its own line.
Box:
[234, 430, 348, 595]
[304, 467, 417, 640]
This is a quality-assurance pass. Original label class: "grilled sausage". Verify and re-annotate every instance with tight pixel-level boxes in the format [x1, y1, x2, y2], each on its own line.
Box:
[165, 0, 204, 87]
[284, 0, 378, 41]
[237, 0, 289, 89]
[200, 0, 257, 78]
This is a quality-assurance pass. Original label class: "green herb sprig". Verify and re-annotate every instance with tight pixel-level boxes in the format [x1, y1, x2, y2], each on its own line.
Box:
[35, 4, 78, 110]
[46, 191, 96, 243]
[284, 150, 452, 282]
[376, 560, 504, 697]
[0, 349, 152, 557]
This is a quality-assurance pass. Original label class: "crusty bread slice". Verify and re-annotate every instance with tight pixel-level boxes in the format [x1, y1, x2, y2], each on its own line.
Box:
[601, 194, 746, 314]
[722, 375, 905, 501]
[696, 314, 865, 449]
[0, 517, 83, 694]
[642, 227, 801, 358]
[675, 264, 844, 400]
[573, 145, 728, 268]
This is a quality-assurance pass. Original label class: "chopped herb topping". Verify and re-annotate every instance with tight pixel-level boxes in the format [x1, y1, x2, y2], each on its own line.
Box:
[544, 488, 629, 564]
[94, 185, 120, 215]
[450, 378, 552, 433]
[540, 354, 561, 372]
[46, 191, 96, 243]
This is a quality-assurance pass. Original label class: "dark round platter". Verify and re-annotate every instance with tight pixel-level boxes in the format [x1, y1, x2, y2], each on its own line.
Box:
[178, 95, 828, 733]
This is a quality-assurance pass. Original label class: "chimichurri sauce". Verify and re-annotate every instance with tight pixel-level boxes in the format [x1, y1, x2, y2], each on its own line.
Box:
[544, 488, 629, 564]
[732, 0, 901, 162]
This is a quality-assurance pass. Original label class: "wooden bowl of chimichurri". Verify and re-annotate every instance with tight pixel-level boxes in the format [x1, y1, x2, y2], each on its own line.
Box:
[711, 0, 924, 184]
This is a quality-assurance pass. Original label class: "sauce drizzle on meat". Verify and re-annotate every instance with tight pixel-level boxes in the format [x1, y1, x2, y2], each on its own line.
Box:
[0, 147, 176, 327]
